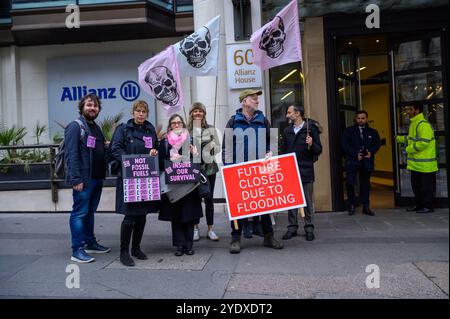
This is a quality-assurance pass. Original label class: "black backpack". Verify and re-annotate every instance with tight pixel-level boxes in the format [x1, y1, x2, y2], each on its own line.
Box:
[54, 120, 86, 178]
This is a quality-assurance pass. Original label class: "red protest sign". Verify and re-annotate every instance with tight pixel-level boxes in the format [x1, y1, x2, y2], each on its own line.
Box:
[221, 153, 305, 221]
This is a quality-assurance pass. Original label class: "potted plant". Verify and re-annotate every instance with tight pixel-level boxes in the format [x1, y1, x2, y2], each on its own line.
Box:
[0, 123, 52, 190]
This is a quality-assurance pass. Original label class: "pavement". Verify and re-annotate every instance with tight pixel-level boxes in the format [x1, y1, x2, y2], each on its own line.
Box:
[0, 207, 448, 299]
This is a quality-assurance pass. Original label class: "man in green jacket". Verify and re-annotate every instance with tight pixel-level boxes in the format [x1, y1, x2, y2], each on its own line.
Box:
[395, 104, 438, 213]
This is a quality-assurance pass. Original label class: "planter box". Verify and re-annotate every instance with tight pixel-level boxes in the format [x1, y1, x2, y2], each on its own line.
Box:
[0, 164, 52, 191]
[0, 164, 117, 191]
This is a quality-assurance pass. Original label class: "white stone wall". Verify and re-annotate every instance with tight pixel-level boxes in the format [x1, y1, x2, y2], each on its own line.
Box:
[0, 37, 185, 144]
[192, 0, 265, 200]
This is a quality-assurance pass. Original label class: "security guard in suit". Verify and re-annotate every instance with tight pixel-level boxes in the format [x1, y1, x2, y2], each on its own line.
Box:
[341, 111, 381, 216]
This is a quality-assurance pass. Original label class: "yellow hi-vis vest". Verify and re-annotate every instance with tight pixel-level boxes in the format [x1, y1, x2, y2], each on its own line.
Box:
[396, 113, 438, 173]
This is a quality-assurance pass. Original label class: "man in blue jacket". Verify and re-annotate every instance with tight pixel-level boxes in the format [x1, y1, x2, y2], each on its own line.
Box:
[65, 94, 110, 263]
[341, 111, 381, 216]
[222, 89, 284, 254]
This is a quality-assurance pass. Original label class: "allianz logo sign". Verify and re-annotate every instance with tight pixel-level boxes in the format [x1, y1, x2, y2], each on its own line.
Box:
[60, 80, 140, 102]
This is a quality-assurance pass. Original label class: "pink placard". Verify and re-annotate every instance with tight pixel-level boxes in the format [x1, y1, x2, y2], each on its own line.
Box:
[87, 136, 96, 148]
[143, 136, 153, 149]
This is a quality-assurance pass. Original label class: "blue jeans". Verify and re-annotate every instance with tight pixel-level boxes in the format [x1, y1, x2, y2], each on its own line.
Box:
[70, 179, 103, 252]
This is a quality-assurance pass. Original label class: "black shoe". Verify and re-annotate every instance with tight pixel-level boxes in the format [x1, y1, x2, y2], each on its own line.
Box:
[229, 239, 241, 254]
[120, 250, 135, 267]
[416, 208, 433, 214]
[305, 232, 315, 241]
[282, 230, 297, 240]
[131, 247, 148, 260]
[304, 225, 315, 241]
[362, 207, 375, 216]
[184, 249, 195, 255]
[120, 222, 135, 266]
[406, 206, 421, 212]
[348, 204, 355, 215]
[175, 247, 184, 256]
[131, 217, 147, 259]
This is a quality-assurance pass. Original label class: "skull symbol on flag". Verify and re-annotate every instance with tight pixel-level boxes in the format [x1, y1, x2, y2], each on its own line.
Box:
[144, 66, 180, 106]
[179, 26, 212, 68]
[259, 16, 286, 59]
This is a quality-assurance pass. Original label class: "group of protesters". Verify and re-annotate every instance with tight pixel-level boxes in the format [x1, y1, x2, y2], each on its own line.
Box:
[64, 87, 438, 265]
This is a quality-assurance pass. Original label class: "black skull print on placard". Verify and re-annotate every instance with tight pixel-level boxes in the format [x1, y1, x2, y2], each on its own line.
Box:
[179, 26, 212, 68]
[144, 66, 180, 106]
[259, 16, 286, 59]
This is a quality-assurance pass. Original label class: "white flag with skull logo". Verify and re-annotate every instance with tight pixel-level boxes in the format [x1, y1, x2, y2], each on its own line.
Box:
[138, 45, 184, 115]
[174, 15, 220, 77]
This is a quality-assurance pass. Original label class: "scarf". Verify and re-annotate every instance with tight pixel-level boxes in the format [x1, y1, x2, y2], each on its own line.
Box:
[167, 129, 189, 159]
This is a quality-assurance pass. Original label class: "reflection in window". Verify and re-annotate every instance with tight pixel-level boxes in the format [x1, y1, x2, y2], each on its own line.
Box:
[338, 78, 356, 106]
[396, 71, 443, 102]
[437, 136, 447, 165]
[338, 54, 355, 75]
[400, 169, 414, 197]
[269, 62, 304, 153]
[395, 37, 441, 71]
[436, 169, 448, 198]
[424, 103, 445, 131]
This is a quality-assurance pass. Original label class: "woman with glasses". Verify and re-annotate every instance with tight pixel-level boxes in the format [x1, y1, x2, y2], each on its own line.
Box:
[111, 100, 159, 267]
[158, 114, 203, 256]
[187, 102, 221, 242]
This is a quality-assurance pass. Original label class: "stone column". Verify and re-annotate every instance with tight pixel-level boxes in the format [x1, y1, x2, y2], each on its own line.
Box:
[0, 46, 22, 129]
[192, 0, 229, 199]
[303, 17, 332, 211]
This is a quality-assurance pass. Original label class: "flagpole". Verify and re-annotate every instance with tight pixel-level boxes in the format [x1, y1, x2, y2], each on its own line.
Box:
[213, 76, 218, 126]
[301, 59, 311, 150]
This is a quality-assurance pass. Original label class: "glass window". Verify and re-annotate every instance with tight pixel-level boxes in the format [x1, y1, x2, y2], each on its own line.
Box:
[395, 71, 443, 102]
[436, 169, 448, 198]
[269, 62, 304, 152]
[394, 37, 442, 71]
[337, 54, 355, 75]
[396, 106, 410, 134]
[423, 103, 446, 131]
[340, 109, 356, 133]
[399, 169, 414, 197]
[437, 136, 447, 165]
[338, 78, 357, 106]
[12, 0, 72, 9]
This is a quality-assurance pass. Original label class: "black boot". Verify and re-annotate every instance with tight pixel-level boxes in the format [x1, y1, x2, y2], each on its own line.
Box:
[304, 225, 315, 241]
[131, 217, 148, 260]
[348, 204, 355, 215]
[120, 222, 135, 267]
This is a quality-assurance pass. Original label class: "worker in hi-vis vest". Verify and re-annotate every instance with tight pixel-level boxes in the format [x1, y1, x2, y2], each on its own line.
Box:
[396, 104, 438, 214]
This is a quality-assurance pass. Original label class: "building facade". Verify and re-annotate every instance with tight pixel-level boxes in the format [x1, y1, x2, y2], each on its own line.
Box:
[0, 0, 448, 212]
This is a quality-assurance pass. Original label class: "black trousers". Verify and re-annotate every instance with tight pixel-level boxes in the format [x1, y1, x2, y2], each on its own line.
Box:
[203, 173, 216, 226]
[346, 166, 372, 208]
[171, 221, 194, 250]
[411, 171, 436, 209]
[123, 215, 146, 225]
[230, 214, 273, 240]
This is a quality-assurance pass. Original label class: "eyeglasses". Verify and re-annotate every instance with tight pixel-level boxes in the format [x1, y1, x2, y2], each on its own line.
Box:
[170, 121, 183, 126]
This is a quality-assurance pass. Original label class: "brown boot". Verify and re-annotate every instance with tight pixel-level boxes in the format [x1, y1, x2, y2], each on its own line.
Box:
[229, 237, 241, 254]
[263, 233, 284, 249]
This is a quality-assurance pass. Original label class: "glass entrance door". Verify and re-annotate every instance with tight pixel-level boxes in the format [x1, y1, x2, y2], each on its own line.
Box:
[389, 33, 449, 206]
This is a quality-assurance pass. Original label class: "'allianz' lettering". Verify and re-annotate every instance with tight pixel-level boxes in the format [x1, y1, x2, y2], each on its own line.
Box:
[61, 86, 116, 101]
